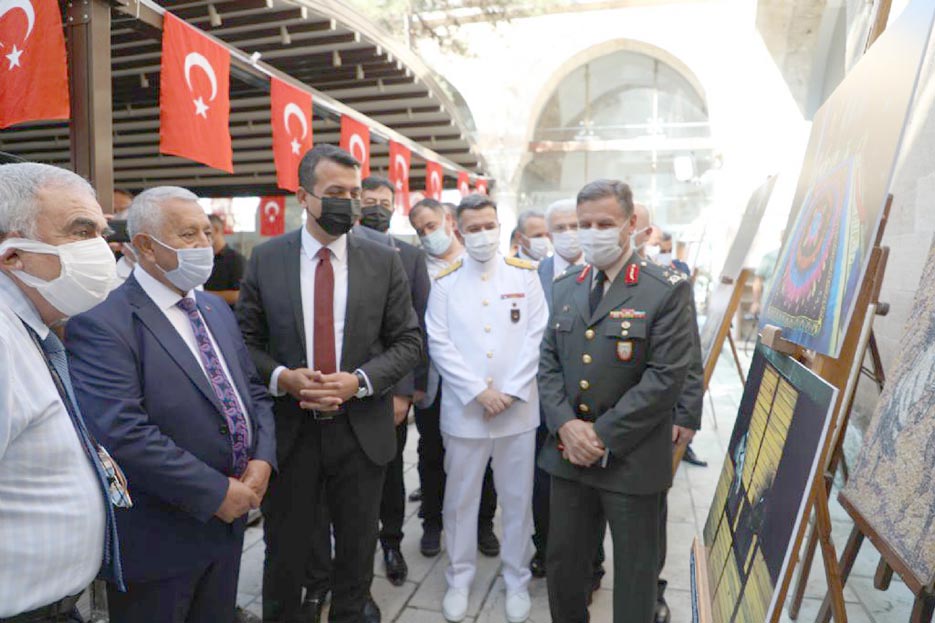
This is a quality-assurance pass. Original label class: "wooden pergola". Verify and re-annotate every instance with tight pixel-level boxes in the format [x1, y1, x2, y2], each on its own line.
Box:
[0, 0, 487, 210]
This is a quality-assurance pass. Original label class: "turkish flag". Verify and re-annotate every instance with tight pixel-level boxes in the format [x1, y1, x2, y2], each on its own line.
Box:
[389, 141, 411, 213]
[0, 0, 69, 129]
[340, 116, 370, 177]
[475, 179, 489, 195]
[457, 172, 471, 197]
[160, 13, 233, 173]
[259, 196, 286, 236]
[425, 161, 443, 200]
[271, 77, 313, 192]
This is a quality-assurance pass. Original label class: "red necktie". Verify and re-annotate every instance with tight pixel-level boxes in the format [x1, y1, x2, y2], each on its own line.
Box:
[313, 247, 337, 374]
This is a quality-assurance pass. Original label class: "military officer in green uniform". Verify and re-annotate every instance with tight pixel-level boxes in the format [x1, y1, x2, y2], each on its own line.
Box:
[538, 179, 695, 623]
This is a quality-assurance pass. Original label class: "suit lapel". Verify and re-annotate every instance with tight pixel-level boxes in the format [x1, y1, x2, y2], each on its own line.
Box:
[573, 276, 591, 324]
[342, 234, 365, 371]
[283, 229, 307, 353]
[125, 276, 224, 414]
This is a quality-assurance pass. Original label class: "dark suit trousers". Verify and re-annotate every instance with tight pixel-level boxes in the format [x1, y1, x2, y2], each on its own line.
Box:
[547, 476, 661, 623]
[413, 388, 496, 531]
[106, 538, 242, 623]
[380, 421, 408, 549]
[263, 416, 385, 623]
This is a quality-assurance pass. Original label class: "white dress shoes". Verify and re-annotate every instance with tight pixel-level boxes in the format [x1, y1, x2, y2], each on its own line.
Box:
[443, 587, 469, 622]
[505, 590, 531, 623]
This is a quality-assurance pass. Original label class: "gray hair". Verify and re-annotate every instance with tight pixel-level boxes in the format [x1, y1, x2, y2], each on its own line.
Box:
[128, 186, 200, 237]
[516, 209, 545, 235]
[544, 199, 576, 231]
[0, 163, 95, 238]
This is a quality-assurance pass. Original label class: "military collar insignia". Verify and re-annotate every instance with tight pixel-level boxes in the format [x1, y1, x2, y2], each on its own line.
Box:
[625, 263, 640, 285]
[576, 264, 593, 284]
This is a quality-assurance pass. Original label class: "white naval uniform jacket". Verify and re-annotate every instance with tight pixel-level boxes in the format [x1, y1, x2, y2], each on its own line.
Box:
[426, 252, 548, 439]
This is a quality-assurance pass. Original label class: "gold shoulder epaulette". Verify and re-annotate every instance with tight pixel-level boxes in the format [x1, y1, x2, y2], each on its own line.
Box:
[504, 256, 536, 270]
[434, 259, 463, 280]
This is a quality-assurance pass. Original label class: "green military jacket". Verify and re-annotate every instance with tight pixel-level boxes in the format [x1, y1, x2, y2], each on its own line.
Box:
[537, 253, 695, 494]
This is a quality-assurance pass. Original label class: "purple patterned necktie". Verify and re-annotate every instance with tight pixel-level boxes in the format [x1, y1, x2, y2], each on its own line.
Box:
[177, 297, 249, 476]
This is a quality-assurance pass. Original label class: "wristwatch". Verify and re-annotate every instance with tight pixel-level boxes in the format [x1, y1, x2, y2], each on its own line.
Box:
[354, 370, 369, 399]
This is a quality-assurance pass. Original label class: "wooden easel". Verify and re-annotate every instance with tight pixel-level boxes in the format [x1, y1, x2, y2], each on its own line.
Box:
[784, 197, 892, 620]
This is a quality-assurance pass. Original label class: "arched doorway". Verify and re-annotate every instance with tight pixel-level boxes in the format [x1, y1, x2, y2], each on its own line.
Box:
[519, 47, 717, 227]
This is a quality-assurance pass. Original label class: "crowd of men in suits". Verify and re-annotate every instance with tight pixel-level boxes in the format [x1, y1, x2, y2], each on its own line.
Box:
[0, 143, 704, 623]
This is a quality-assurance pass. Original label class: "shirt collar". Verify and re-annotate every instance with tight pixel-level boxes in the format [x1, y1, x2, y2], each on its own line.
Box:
[301, 226, 347, 262]
[595, 248, 634, 287]
[133, 264, 195, 312]
[0, 271, 48, 339]
[553, 252, 583, 277]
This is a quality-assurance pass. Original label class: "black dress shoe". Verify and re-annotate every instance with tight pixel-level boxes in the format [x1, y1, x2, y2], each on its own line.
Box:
[530, 553, 547, 578]
[363, 595, 382, 623]
[408, 487, 422, 502]
[654, 597, 671, 623]
[383, 547, 409, 586]
[421, 524, 442, 557]
[683, 444, 708, 467]
[298, 590, 327, 623]
[477, 525, 500, 557]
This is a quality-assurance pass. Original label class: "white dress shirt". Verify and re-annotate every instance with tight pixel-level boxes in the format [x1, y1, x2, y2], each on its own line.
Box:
[133, 266, 251, 442]
[426, 253, 548, 438]
[269, 228, 372, 396]
[0, 273, 105, 616]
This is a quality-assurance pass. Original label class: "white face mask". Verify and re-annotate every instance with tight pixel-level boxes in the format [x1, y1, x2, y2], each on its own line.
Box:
[551, 230, 581, 261]
[644, 244, 661, 258]
[524, 236, 552, 261]
[150, 237, 215, 292]
[655, 252, 674, 266]
[630, 227, 651, 253]
[579, 227, 625, 269]
[420, 226, 452, 258]
[462, 227, 500, 263]
[0, 237, 116, 317]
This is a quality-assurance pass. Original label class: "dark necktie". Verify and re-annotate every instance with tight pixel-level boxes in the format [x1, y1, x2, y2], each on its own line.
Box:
[33, 328, 125, 590]
[314, 247, 337, 374]
[589, 269, 607, 315]
[177, 298, 250, 477]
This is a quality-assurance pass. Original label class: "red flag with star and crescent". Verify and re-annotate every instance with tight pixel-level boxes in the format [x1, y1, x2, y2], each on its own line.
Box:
[259, 196, 285, 237]
[159, 13, 233, 173]
[339, 115, 370, 177]
[475, 179, 489, 195]
[425, 160, 443, 200]
[0, 0, 70, 129]
[457, 172, 471, 197]
[388, 140, 411, 214]
[271, 77, 313, 192]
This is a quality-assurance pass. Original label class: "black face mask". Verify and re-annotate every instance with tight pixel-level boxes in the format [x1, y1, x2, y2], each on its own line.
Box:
[360, 206, 392, 233]
[313, 196, 361, 237]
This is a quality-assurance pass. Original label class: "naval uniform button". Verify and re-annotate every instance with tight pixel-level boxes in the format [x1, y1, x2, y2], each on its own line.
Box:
[578, 403, 590, 414]
[621, 321, 631, 329]
[486, 377, 493, 384]
[487, 351, 494, 358]
[481, 273, 489, 281]
[579, 380, 590, 390]
[483, 299, 489, 306]
[485, 325, 492, 333]
[585, 329, 595, 340]
[582, 354, 592, 364]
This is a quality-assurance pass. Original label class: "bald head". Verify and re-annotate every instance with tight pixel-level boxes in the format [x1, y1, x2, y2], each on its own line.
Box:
[632, 203, 654, 256]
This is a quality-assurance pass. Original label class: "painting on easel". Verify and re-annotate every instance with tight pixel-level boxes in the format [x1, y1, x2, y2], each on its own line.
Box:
[758, 0, 935, 358]
[720, 176, 778, 283]
[700, 342, 837, 622]
[841, 234, 935, 591]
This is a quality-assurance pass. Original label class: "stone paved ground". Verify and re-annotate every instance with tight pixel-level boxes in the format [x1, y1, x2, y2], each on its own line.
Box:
[204, 347, 917, 622]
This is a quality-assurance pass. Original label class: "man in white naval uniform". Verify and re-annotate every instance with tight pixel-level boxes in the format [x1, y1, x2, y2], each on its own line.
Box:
[426, 193, 548, 623]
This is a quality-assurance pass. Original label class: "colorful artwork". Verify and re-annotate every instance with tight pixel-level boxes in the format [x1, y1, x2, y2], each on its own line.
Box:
[759, 0, 935, 357]
[698, 342, 837, 623]
[721, 176, 778, 282]
[841, 236, 935, 589]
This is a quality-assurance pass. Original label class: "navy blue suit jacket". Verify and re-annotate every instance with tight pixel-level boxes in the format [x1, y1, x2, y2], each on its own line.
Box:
[537, 255, 555, 308]
[66, 274, 277, 583]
